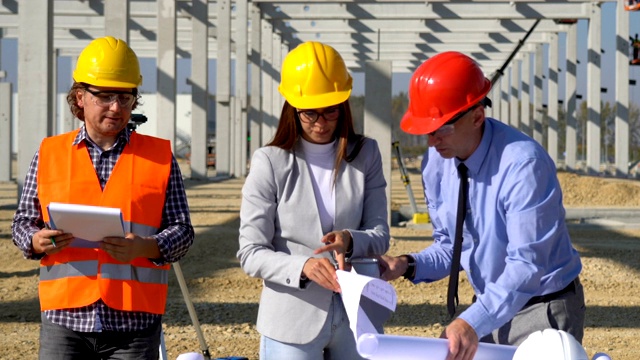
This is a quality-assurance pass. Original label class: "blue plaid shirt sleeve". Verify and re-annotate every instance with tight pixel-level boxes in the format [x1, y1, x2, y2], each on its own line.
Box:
[152, 155, 195, 264]
[11, 151, 45, 260]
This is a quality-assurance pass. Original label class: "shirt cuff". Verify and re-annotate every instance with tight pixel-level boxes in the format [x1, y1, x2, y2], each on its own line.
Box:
[344, 230, 354, 260]
[457, 302, 495, 339]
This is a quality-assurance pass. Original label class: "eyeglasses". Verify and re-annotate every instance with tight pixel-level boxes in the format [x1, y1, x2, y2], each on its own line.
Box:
[84, 88, 137, 108]
[428, 105, 479, 138]
[297, 106, 341, 124]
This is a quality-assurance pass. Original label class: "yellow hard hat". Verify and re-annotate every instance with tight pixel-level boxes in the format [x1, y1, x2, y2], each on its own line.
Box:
[73, 36, 142, 88]
[278, 41, 352, 109]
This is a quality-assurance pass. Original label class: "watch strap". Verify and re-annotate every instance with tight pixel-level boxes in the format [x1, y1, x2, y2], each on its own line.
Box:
[402, 254, 416, 280]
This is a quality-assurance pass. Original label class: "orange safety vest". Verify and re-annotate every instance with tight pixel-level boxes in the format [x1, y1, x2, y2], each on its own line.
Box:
[37, 129, 172, 314]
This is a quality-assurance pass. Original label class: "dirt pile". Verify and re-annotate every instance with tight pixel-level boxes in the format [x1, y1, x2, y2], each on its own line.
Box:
[558, 172, 640, 207]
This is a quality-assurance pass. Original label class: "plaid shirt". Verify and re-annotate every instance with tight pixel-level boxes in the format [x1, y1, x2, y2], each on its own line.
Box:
[12, 126, 194, 332]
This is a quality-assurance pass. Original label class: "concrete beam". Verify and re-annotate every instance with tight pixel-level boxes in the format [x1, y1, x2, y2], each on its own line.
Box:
[261, 3, 592, 20]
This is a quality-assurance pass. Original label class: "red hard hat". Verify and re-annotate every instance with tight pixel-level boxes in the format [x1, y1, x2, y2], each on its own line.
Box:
[400, 51, 491, 135]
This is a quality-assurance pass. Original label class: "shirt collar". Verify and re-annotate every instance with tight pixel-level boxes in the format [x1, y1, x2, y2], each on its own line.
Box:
[72, 125, 131, 147]
[456, 118, 493, 175]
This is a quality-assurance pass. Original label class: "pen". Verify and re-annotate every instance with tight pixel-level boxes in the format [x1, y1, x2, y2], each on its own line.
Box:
[45, 223, 57, 247]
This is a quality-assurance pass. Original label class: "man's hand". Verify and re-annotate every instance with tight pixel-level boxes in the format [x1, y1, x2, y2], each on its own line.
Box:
[302, 257, 341, 293]
[315, 230, 351, 270]
[101, 232, 161, 263]
[378, 255, 409, 281]
[32, 228, 73, 255]
[440, 318, 479, 360]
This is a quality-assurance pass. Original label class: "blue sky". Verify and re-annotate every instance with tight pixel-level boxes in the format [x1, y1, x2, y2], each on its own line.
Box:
[1, 4, 639, 105]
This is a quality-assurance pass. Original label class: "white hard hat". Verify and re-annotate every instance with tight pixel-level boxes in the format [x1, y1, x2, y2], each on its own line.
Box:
[513, 329, 588, 360]
[592, 353, 612, 360]
[176, 352, 205, 360]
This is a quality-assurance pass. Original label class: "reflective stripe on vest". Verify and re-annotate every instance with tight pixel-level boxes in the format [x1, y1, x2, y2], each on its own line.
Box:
[40, 260, 99, 280]
[127, 221, 159, 237]
[36, 130, 172, 314]
[101, 264, 169, 284]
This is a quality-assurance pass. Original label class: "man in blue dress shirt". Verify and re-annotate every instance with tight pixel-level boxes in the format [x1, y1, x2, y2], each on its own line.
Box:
[379, 52, 585, 360]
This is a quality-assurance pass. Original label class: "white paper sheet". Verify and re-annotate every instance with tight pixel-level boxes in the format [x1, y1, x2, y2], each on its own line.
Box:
[336, 270, 397, 340]
[47, 202, 125, 242]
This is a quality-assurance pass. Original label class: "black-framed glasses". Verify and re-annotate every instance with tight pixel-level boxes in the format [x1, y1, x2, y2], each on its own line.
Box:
[297, 106, 341, 124]
[84, 88, 137, 108]
[428, 104, 480, 137]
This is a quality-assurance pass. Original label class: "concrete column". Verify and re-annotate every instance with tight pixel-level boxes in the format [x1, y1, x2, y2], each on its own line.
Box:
[62, 55, 81, 133]
[521, 50, 532, 137]
[0, 83, 11, 182]
[17, 0, 53, 195]
[0, 28, 3, 75]
[234, 97, 246, 176]
[51, 48, 58, 135]
[510, 59, 521, 130]
[190, 0, 209, 179]
[500, 69, 509, 123]
[270, 35, 283, 139]
[615, 1, 630, 176]
[492, 80, 501, 120]
[216, 0, 232, 177]
[230, 96, 237, 176]
[565, 25, 578, 171]
[156, 0, 177, 149]
[586, 3, 602, 174]
[547, 33, 559, 166]
[260, 20, 274, 145]
[364, 61, 392, 225]
[235, 0, 249, 177]
[249, 3, 262, 158]
[533, 43, 544, 146]
[104, 0, 129, 41]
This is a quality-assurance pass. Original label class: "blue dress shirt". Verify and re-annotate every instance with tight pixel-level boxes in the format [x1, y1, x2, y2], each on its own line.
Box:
[412, 118, 582, 339]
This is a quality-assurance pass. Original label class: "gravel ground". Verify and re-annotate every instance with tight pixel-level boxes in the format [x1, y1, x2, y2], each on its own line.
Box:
[1, 163, 639, 360]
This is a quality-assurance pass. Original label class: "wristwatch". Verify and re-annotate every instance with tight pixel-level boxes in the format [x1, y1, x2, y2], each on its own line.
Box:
[402, 254, 416, 280]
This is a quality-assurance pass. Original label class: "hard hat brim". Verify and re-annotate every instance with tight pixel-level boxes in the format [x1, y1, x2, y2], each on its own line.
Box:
[280, 88, 352, 110]
[73, 73, 142, 89]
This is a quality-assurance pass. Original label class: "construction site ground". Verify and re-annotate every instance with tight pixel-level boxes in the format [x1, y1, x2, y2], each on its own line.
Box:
[1, 159, 640, 360]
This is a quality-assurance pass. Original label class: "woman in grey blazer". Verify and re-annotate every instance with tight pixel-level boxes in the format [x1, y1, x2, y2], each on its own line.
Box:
[237, 42, 390, 360]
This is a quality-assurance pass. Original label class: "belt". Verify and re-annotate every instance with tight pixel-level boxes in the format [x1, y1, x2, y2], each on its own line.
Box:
[523, 277, 578, 308]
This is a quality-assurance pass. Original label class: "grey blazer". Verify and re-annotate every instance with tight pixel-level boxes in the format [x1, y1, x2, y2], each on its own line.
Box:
[237, 137, 390, 344]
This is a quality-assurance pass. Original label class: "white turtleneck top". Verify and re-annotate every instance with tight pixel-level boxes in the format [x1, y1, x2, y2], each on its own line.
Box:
[300, 138, 336, 234]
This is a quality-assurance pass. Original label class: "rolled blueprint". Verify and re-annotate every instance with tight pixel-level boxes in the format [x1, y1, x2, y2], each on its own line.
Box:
[357, 333, 517, 360]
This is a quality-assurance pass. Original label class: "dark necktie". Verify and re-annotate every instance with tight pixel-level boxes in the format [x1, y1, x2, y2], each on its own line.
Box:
[447, 163, 468, 318]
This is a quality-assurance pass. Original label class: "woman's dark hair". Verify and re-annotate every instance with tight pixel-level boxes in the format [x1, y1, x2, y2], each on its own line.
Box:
[267, 100, 366, 184]
[66, 82, 140, 121]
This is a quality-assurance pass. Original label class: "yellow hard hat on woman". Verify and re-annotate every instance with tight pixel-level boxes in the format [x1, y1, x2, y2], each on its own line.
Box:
[73, 36, 142, 88]
[278, 41, 352, 109]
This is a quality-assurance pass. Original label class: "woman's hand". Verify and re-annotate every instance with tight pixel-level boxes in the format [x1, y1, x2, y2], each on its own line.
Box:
[302, 257, 341, 292]
[315, 230, 352, 270]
